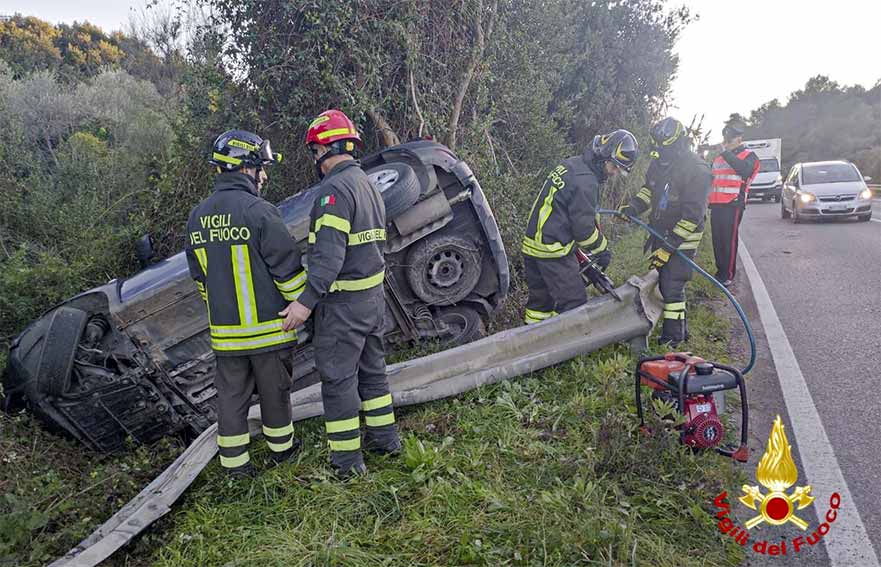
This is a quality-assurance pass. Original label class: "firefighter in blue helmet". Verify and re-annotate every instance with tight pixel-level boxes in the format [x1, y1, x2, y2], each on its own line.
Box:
[186, 130, 304, 478]
[521, 129, 639, 325]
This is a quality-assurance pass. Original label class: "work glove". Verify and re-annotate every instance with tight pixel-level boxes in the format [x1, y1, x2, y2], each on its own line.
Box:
[617, 203, 638, 220]
[593, 249, 612, 271]
[649, 247, 671, 271]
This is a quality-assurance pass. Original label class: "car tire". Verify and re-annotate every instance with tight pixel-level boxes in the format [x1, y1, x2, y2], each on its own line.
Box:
[774, 194, 781, 203]
[436, 305, 485, 345]
[365, 163, 420, 220]
[406, 233, 482, 306]
[36, 307, 88, 397]
[858, 213, 872, 222]
[780, 199, 790, 219]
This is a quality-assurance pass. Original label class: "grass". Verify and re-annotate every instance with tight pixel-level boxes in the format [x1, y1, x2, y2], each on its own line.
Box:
[1, 222, 748, 567]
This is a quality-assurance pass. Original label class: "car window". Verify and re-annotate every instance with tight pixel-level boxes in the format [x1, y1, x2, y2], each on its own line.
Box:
[786, 167, 799, 184]
[802, 163, 861, 185]
[759, 158, 779, 172]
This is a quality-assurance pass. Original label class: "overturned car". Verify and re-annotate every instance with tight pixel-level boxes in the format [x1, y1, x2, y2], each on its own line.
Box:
[5, 140, 509, 453]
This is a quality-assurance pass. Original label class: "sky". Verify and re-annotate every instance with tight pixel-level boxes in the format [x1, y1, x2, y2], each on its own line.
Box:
[673, 0, 881, 141]
[3, 0, 880, 145]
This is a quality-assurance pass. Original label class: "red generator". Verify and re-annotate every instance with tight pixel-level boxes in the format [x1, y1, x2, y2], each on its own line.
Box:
[635, 353, 749, 462]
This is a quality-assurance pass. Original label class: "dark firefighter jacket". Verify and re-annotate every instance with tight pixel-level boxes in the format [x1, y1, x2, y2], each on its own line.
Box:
[297, 159, 386, 310]
[628, 150, 713, 252]
[186, 172, 306, 356]
[521, 149, 608, 260]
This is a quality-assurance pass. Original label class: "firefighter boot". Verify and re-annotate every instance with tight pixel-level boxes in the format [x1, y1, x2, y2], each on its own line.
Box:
[365, 429, 402, 456]
[268, 436, 303, 466]
[659, 318, 688, 347]
[226, 462, 258, 479]
[332, 449, 368, 478]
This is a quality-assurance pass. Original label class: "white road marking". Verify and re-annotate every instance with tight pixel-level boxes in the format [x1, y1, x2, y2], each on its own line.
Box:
[870, 218, 880, 224]
[740, 242, 879, 567]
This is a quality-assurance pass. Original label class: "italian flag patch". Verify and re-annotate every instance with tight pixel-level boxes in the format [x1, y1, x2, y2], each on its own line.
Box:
[320, 195, 336, 207]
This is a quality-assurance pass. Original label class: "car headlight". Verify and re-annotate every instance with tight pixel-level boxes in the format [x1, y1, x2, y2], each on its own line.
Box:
[798, 192, 815, 203]
[859, 188, 872, 200]
[776, 175, 783, 185]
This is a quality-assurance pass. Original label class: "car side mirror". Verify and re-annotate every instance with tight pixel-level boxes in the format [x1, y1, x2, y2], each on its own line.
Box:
[135, 234, 156, 269]
[864, 176, 873, 182]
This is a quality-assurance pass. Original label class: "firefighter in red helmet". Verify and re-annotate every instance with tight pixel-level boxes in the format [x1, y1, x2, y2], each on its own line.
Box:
[280, 109, 400, 477]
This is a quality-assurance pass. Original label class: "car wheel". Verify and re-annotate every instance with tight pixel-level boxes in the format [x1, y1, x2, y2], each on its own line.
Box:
[436, 305, 485, 345]
[365, 163, 420, 220]
[774, 194, 781, 203]
[858, 213, 872, 222]
[406, 233, 482, 306]
[36, 307, 88, 397]
[780, 199, 790, 219]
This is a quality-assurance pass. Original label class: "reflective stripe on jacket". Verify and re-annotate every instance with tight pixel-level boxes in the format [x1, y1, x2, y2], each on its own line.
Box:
[521, 150, 607, 260]
[297, 160, 386, 310]
[709, 148, 759, 205]
[186, 172, 306, 355]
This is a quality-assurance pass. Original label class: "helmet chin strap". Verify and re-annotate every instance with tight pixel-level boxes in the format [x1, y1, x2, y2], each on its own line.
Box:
[314, 140, 352, 179]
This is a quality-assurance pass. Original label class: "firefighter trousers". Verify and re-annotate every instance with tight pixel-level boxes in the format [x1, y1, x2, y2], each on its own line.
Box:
[214, 348, 296, 470]
[657, 248, 695, 344]
[710, 204, 743, 282]
[523, 254, 587, 324]
[314, 289, 398, 472]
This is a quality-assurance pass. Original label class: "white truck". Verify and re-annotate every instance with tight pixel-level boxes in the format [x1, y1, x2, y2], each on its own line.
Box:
[743, 138, 783, 202]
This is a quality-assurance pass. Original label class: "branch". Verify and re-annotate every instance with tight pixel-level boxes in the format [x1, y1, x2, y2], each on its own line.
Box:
[446, 0, 497, 150]
[409, 67, 426, 138]
[484, 127, 499, 175]
[366, 108, 401, 148]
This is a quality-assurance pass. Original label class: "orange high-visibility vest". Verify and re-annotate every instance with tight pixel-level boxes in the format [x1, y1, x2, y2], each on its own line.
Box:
[709, 149, 756, 205]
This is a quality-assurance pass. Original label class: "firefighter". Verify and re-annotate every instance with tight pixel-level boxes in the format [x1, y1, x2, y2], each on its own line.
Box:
[709, 119, 759, 286]
[619, 117, 712, 346]
[521, 129, 639, 325]
[279, 109, 400, 477]
[186, 130, 305, 478]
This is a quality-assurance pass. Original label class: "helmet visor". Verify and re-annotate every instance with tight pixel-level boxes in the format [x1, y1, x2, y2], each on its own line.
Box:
[258, 140, 283, 164]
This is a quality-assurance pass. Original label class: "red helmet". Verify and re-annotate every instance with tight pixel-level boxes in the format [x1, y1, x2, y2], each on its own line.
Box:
[305, 109, 362, 148]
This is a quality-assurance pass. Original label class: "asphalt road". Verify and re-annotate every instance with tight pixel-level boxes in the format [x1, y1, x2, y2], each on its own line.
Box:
[735, 200, 880, 565]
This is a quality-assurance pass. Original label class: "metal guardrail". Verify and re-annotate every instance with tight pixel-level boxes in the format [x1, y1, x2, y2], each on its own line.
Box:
[50, 271, 663, 567]
[868, 184, 881, 196]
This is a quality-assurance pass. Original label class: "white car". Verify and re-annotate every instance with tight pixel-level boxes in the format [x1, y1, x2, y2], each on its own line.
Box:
[780, 160, 873, 222]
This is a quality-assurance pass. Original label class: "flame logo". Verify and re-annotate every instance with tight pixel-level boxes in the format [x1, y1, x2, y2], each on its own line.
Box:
[739, 415, 814, 530]
[755, 415, 798, 492]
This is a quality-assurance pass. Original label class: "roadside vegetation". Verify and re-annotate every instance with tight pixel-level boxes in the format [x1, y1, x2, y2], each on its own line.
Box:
[1, 2, 850, 565]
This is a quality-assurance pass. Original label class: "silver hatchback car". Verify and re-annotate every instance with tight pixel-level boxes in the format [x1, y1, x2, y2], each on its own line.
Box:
[781, 160, 873, 222]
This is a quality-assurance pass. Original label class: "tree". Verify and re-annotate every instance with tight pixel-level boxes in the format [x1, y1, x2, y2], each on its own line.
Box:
[746, 75, 881, 178]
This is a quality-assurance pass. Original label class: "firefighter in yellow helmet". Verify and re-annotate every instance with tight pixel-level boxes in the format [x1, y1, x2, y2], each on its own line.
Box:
[619, 117, 712, 345]
[521, 129, 638, 325]
[186, 130, 304, 478]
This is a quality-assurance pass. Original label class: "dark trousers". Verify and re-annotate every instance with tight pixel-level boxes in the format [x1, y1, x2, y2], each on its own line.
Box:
[314, 289, 397, 470]
[711, 204, 743, 282]
[523, 254, 587, 324]
[214, 348, 295, 469]
[657, 248, 695, 343]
